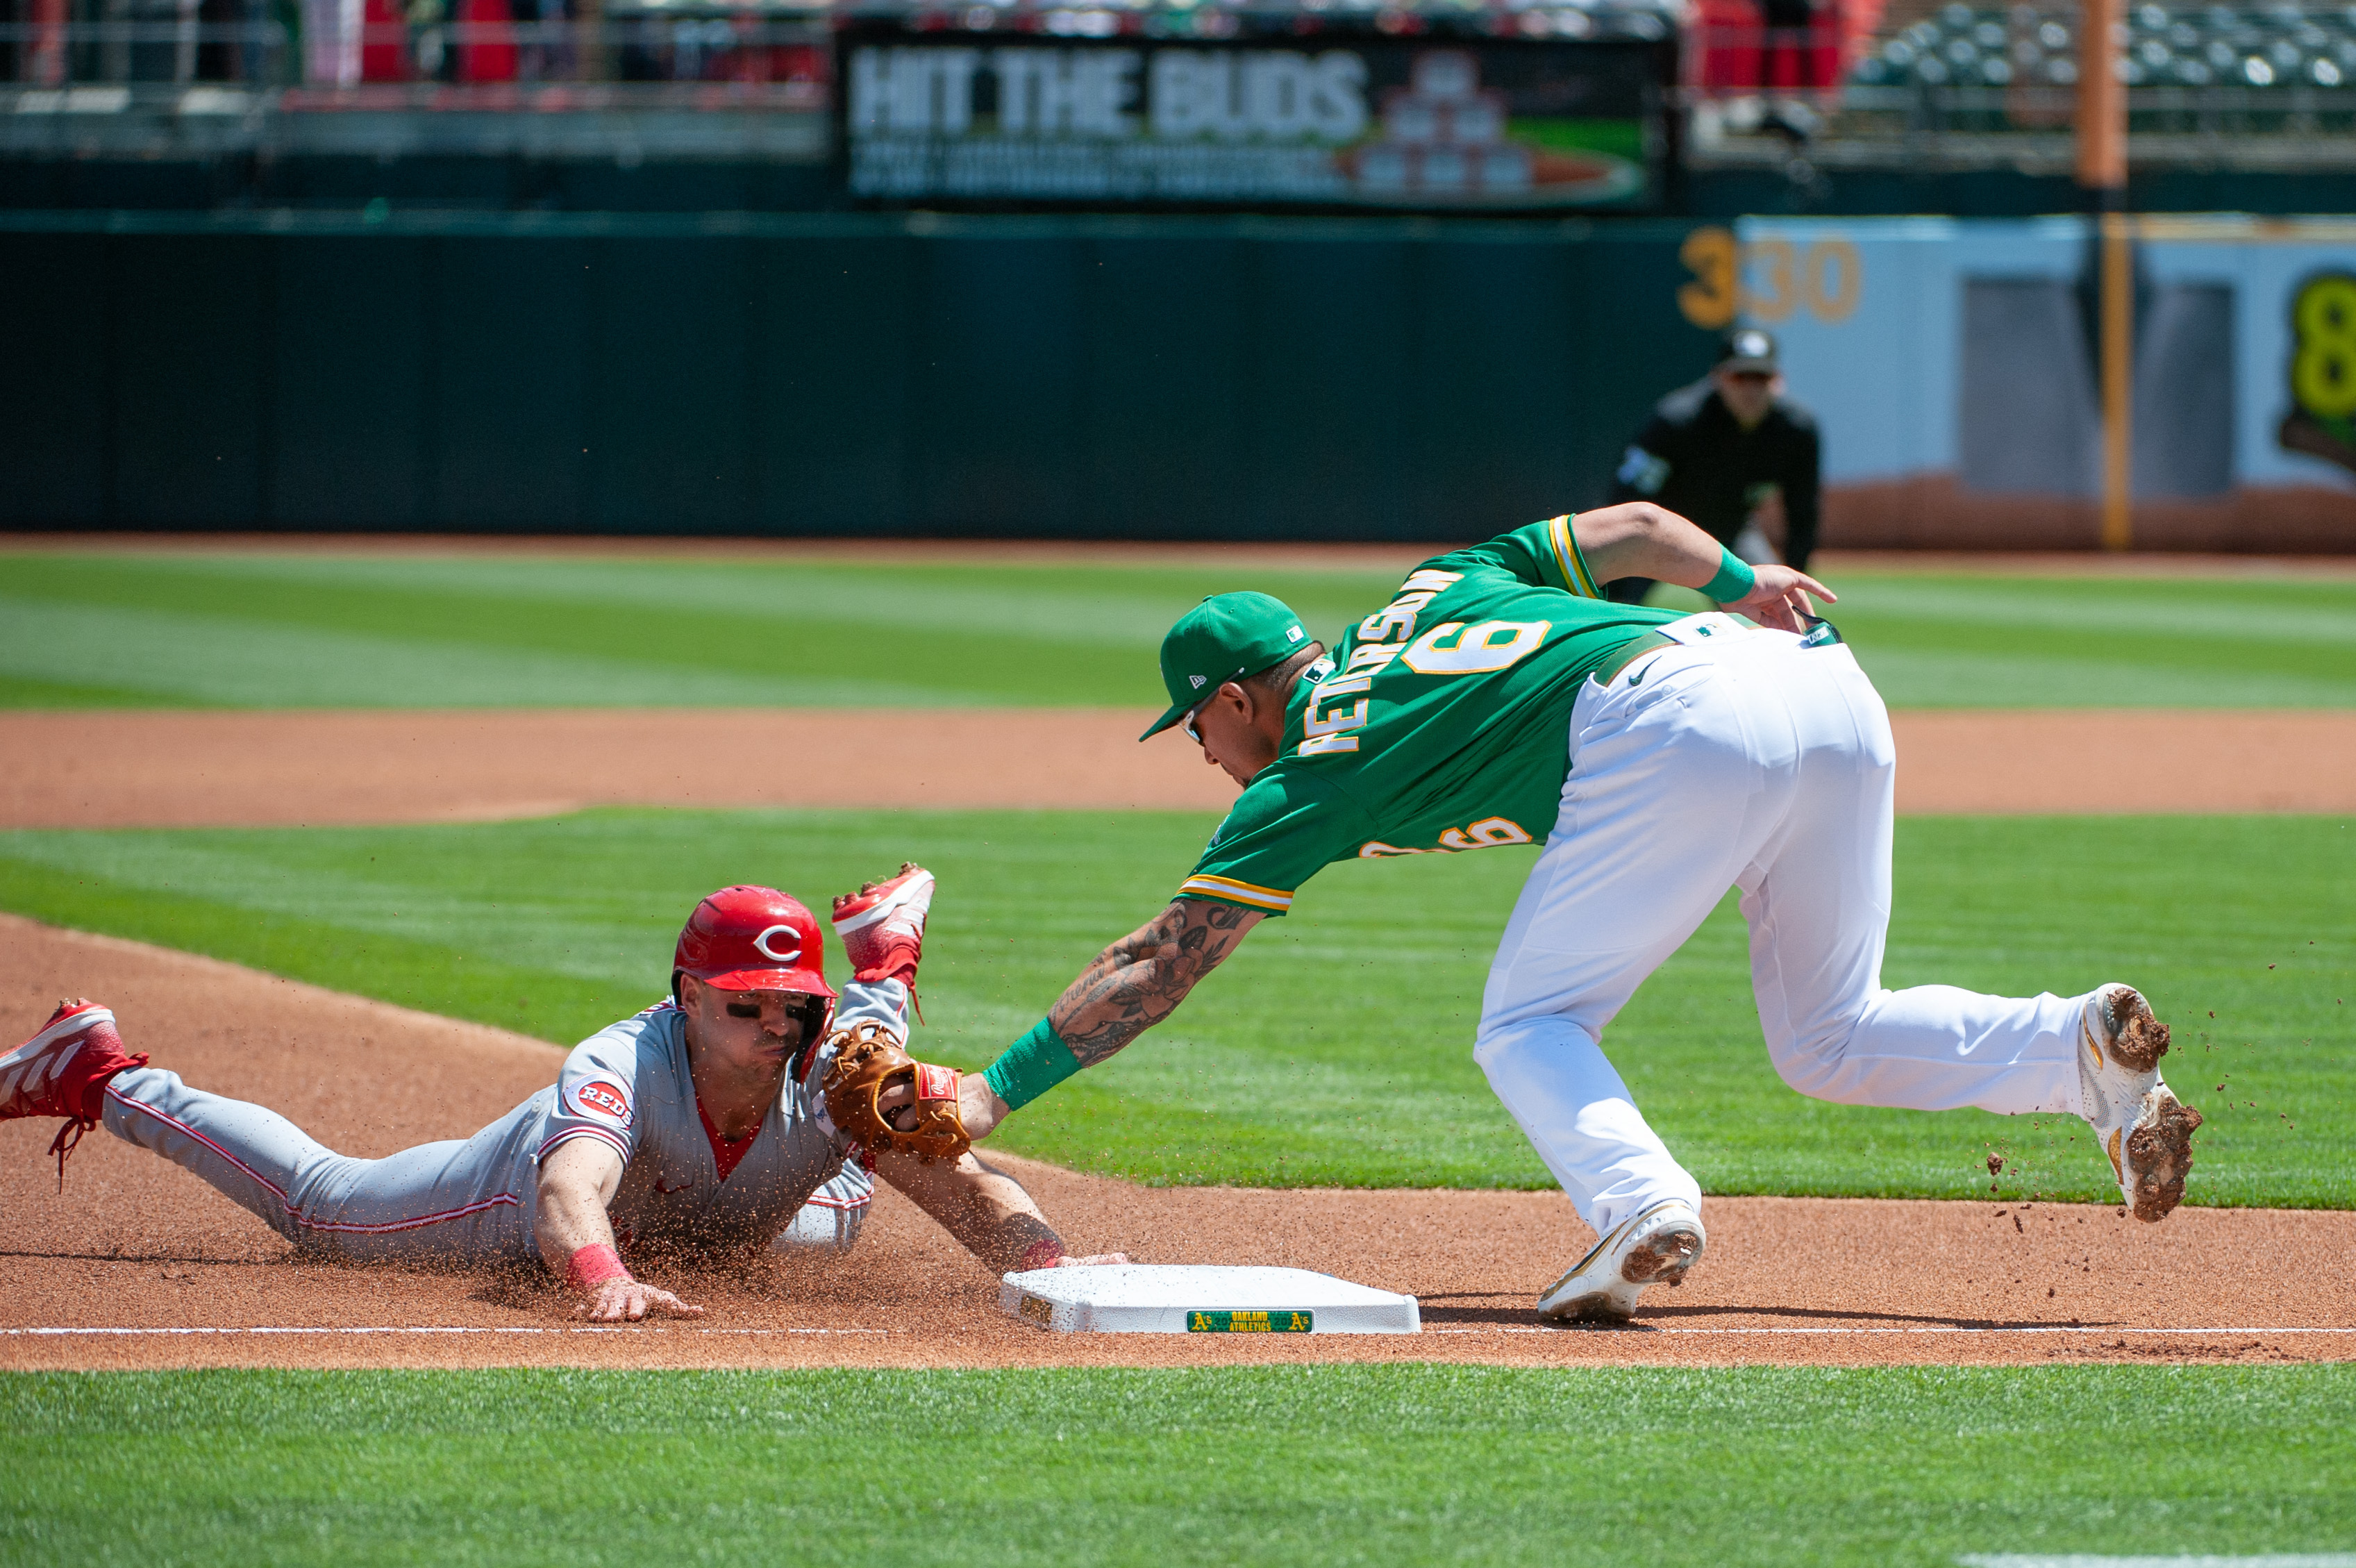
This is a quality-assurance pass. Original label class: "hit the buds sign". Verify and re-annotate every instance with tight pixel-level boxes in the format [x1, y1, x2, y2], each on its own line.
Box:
[842, 33, 1660, 210]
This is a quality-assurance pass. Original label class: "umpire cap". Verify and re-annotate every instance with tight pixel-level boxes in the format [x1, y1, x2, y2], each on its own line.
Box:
[1717, 327, 1779, 374]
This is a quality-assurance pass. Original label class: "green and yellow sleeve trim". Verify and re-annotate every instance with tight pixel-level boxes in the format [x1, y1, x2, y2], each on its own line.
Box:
[1544, 514, 1603, 599]
[1177, 874, 1295, 914]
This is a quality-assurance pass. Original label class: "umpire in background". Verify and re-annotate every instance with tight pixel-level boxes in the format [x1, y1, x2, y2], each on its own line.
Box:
[1604, 327, 1822, 606]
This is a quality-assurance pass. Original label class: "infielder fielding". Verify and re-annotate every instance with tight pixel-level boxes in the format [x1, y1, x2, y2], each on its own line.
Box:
[946, 503, 2202, 1323]
[2, 867, 1117, 1320]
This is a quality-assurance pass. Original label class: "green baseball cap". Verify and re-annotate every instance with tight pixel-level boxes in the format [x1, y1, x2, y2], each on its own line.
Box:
[1139, 592, 1312, 742]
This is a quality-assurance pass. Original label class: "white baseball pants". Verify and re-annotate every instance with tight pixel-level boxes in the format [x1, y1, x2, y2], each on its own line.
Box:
[1475, 626, 2089, 1241]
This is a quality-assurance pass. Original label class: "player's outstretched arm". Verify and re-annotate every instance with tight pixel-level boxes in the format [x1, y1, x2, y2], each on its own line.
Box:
[1053, 897, 1264, 1065]
[960, 896, 1263, 1140]
[872, 1146, 1128, 1272]
[1570, 501, 1835, 632]
[534, 1138, 705, 1322]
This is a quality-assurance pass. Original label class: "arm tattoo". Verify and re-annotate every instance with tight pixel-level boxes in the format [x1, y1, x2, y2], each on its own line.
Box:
[1046, 899, 1261, 1068]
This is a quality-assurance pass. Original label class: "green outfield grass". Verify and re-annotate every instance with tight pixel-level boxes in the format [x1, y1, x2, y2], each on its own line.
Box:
[3, 1366, 2350, 1567]
[5, 550, 2354, 710]
[2, 809, 2347, 1208]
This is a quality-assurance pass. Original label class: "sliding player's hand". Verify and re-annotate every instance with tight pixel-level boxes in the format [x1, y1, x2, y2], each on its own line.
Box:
[577, 1277, 705, 1322]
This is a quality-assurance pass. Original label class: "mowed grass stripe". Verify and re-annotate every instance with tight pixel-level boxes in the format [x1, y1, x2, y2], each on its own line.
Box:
[1, 809, 2347, 1207]
[0, 552, 1394, 710]
[2, 1366, 2350, 1567]
[5, 551, 2355, 709]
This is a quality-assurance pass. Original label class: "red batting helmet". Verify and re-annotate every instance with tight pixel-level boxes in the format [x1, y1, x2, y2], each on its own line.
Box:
[673, 885, 837, 999]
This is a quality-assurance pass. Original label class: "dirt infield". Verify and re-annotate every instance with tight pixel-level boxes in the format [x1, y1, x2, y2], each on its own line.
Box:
[7, 708, 2356, 829]
[4, 915, 2348, 1371]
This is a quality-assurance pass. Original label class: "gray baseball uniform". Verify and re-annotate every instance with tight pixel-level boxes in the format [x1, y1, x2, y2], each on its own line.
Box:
[94, 979, 908, 1267]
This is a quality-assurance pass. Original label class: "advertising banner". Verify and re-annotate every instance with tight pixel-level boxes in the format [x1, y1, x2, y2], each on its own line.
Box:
[1685, 215, 2356, 551]
[841, 29, 1664, 210]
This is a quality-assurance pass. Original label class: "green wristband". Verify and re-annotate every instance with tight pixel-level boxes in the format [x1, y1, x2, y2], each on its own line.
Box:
[1702, 547, 1757, 604]
[983, 1018, 1081, 1112]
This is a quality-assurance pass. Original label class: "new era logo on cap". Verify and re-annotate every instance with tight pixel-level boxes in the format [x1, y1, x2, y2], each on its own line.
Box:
[1190, 674, 1208, 689]
[1286, 625, 1304, 643]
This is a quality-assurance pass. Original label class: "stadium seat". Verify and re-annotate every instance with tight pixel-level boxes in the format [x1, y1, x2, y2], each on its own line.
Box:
[1847, 0, 2356, 90]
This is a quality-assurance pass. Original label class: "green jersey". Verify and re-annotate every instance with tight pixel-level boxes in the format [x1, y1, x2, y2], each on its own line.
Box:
[1178, 517, 1689, 917]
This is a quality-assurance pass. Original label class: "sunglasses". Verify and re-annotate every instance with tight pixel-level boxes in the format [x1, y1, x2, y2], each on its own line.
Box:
[1180, 665, 1250, 744]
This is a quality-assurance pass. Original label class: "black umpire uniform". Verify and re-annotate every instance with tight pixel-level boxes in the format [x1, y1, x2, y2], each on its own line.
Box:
[1605, 328, 1822, 605]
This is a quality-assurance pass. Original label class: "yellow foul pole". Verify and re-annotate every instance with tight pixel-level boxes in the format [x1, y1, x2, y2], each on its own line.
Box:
[2078, 0, 2132, 550]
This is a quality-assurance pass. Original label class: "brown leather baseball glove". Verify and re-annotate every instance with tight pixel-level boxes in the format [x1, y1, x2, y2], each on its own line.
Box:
[819, 1021, 971, 1164]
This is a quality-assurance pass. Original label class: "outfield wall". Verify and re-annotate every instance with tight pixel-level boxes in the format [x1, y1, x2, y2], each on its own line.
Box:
[0, 210, 1719, 541]
[1739, 214, 2356, 554]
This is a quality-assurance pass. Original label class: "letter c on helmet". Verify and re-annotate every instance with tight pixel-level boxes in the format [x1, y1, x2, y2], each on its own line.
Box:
[753, 924, 802, 962]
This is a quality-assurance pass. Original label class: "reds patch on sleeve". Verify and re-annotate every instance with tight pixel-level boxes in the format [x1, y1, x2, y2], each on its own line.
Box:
[914, 1063, 958, 1101]
[565, 1076, 634, 1128]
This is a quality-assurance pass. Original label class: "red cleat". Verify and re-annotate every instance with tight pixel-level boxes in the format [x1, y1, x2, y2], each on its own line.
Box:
[2, 1001, 146, 1124]
[830, 863, 936, 989]
[2, 1000, 149, 1185]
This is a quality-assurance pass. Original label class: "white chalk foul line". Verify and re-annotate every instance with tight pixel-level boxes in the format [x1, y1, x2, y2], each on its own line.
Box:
[3, 1324, 2349, 1338]
[2, 1326, 892, 1336]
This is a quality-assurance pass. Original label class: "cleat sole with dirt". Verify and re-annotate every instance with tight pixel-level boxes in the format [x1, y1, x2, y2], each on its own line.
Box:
[2123, 1090, 2203, 1222]
[2100, 986, 2171, 1074]
[1541, 1217, 1705, 1325]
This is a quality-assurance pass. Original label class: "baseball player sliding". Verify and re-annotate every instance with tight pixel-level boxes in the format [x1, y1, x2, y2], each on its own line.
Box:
[945, 502, 2202, 1324]
[1, 867, 1119, 1320]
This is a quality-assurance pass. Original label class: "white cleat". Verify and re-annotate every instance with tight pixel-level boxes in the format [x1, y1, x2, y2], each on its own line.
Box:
[2079, 983, 2202, 1223]
[1537, 1199, 1707, 1324]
